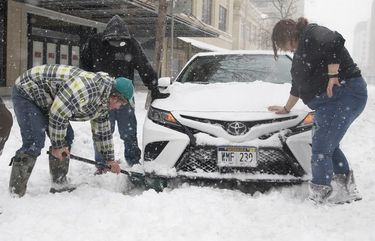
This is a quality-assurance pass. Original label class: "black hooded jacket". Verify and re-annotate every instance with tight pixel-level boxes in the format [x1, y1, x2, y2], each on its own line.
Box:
[81, 15, 157, 89]
[0, 97, 13, 155]
[290, 23, 361, 104]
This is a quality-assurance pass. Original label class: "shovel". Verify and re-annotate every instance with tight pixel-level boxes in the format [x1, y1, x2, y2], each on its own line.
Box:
[47, 152, 167, 192]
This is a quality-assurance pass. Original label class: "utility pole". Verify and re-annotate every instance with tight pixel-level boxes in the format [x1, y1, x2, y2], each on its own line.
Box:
[154, 0, 167, 76]
[147, 0, 167, 109]
[170, 0, 175, 77]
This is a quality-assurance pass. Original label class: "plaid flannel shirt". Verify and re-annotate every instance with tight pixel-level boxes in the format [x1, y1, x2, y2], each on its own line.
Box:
[15, 64, 115, 160]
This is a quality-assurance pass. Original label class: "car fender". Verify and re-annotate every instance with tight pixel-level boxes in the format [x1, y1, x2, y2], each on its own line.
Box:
[286, 131, 312, 175]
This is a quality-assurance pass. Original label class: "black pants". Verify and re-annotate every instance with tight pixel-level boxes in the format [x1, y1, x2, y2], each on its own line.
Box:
[0, 97, 13, 155]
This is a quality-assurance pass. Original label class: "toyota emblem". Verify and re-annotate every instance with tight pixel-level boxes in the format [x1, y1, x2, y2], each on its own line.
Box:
[226, 122, 248, 136]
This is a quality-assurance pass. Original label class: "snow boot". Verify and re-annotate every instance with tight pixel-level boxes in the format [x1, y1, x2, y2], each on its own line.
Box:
[9, 153, 37, 197]
[48, 150, 74, 193]
[308, 182, 332, 204]
[329, 170, 362, 204]
[346, 170, 362, 201]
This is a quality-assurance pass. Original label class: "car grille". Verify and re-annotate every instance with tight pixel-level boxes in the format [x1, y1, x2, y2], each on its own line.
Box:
[175, 146, 217, 172]
[175, 145, 304, 176]
[180, 115, 298, 136]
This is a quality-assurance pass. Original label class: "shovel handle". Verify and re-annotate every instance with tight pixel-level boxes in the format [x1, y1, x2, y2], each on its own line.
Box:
[73, 154, 150, 180]
[47, 151, 143, 178]
[69, 153, 139, 177]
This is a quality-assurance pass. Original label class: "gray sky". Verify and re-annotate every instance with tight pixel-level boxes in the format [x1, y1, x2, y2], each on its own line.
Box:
[304, 0, 374, 54]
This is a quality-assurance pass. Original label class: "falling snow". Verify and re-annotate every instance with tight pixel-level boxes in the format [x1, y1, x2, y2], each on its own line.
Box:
[0, 85, 374, 241]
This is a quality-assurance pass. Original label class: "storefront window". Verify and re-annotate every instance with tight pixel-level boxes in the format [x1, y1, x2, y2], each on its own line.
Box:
[27, 14, 95, 68]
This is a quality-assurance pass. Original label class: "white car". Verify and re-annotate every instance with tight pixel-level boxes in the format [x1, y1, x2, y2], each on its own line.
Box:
[142, 51, 313, 190]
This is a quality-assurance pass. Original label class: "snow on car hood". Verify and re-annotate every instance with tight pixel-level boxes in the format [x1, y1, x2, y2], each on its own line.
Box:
[152, 81, 309, 113]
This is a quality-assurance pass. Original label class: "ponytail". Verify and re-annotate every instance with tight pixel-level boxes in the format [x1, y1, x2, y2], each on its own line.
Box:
[271, 17, 309, 59]
[296, 17, 308, 34]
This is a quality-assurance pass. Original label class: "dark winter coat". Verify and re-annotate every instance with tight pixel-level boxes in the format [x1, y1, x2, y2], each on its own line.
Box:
[81, 15, 157, 89]
[0, 97, 13, 156]
[290, 23, 361, 104]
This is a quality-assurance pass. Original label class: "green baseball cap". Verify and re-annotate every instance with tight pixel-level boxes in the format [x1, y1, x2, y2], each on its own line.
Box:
[113, 77, 135, 107]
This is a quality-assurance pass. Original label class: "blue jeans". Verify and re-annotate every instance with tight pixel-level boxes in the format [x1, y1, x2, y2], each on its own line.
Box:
[12, 87, 74, 157]
[95, 103, 141, 167]
[306, 77, 367, 185]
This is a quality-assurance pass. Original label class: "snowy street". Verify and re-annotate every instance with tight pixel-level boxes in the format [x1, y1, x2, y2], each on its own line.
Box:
[0, 87, 375, 241]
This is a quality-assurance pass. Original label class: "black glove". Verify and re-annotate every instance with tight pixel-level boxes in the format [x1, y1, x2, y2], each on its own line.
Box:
[150, 87, 170, 102]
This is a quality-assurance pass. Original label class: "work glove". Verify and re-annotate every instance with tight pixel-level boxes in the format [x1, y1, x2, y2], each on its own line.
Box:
[150, 87, 170, 102]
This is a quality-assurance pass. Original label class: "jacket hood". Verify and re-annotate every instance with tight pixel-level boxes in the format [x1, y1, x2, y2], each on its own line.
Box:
[102, 15, 131, 41]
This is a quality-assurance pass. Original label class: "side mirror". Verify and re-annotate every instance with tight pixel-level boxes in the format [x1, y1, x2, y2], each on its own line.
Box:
[158, 77, 171, 87]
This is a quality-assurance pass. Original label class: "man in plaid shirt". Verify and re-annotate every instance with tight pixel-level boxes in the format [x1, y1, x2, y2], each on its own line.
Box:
[9, 64, 134, 197]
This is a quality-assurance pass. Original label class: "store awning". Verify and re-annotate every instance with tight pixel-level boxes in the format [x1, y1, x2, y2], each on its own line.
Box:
[15, 0, 220, 38]
[178, 37, 227, 52]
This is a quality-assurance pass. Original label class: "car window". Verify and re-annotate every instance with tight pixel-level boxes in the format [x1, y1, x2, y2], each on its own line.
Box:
[176, 54, 292, 84]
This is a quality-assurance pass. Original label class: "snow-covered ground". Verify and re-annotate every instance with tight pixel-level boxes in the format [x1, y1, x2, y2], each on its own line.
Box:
[0, 87, 375, 241]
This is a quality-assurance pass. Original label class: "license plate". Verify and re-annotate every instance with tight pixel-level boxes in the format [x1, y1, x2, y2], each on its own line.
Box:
[217, 146, 257, 167]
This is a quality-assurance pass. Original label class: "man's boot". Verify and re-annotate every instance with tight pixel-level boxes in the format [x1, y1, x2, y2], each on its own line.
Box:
[308, 182, 332, 204]
[329, 170, 362, 204]
[9, 153, 37, 197]
[48, 150, 74, 193]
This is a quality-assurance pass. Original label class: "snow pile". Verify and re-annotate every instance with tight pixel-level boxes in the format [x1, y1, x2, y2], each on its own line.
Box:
[0, 88, 375, 241]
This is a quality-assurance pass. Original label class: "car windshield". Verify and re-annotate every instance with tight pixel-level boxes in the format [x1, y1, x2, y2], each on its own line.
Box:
[176, 54, 292, 84]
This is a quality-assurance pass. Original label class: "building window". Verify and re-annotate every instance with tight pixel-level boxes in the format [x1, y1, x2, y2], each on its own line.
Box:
[219, 5, 227, 32]
[202, 0, 212, 25]
[0, 1, 6, 86]
[241, 23, 246, 47]
[175, 0, 192, 15]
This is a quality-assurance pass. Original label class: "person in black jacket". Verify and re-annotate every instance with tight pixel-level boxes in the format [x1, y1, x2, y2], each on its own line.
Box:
[81, 15, 169, 171]
[0, 97, 12, 156]
[268, 17, 367, 204]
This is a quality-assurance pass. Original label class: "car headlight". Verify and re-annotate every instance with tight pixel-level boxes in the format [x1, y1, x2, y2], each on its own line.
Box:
[297, 112, 314, 127]
[286, 112, 315, 137]
[148, 107, 181, 127]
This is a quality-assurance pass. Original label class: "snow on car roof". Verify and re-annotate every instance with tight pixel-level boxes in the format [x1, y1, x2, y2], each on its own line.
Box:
[195, 50, 274, 56]
[193, 50, 292, 58]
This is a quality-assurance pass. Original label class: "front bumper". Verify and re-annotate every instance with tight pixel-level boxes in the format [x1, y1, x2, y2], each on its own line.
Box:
[143, 116, 310, 180]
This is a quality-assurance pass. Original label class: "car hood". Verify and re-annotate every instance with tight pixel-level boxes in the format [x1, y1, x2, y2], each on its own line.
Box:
[152, 81, 310, 115]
